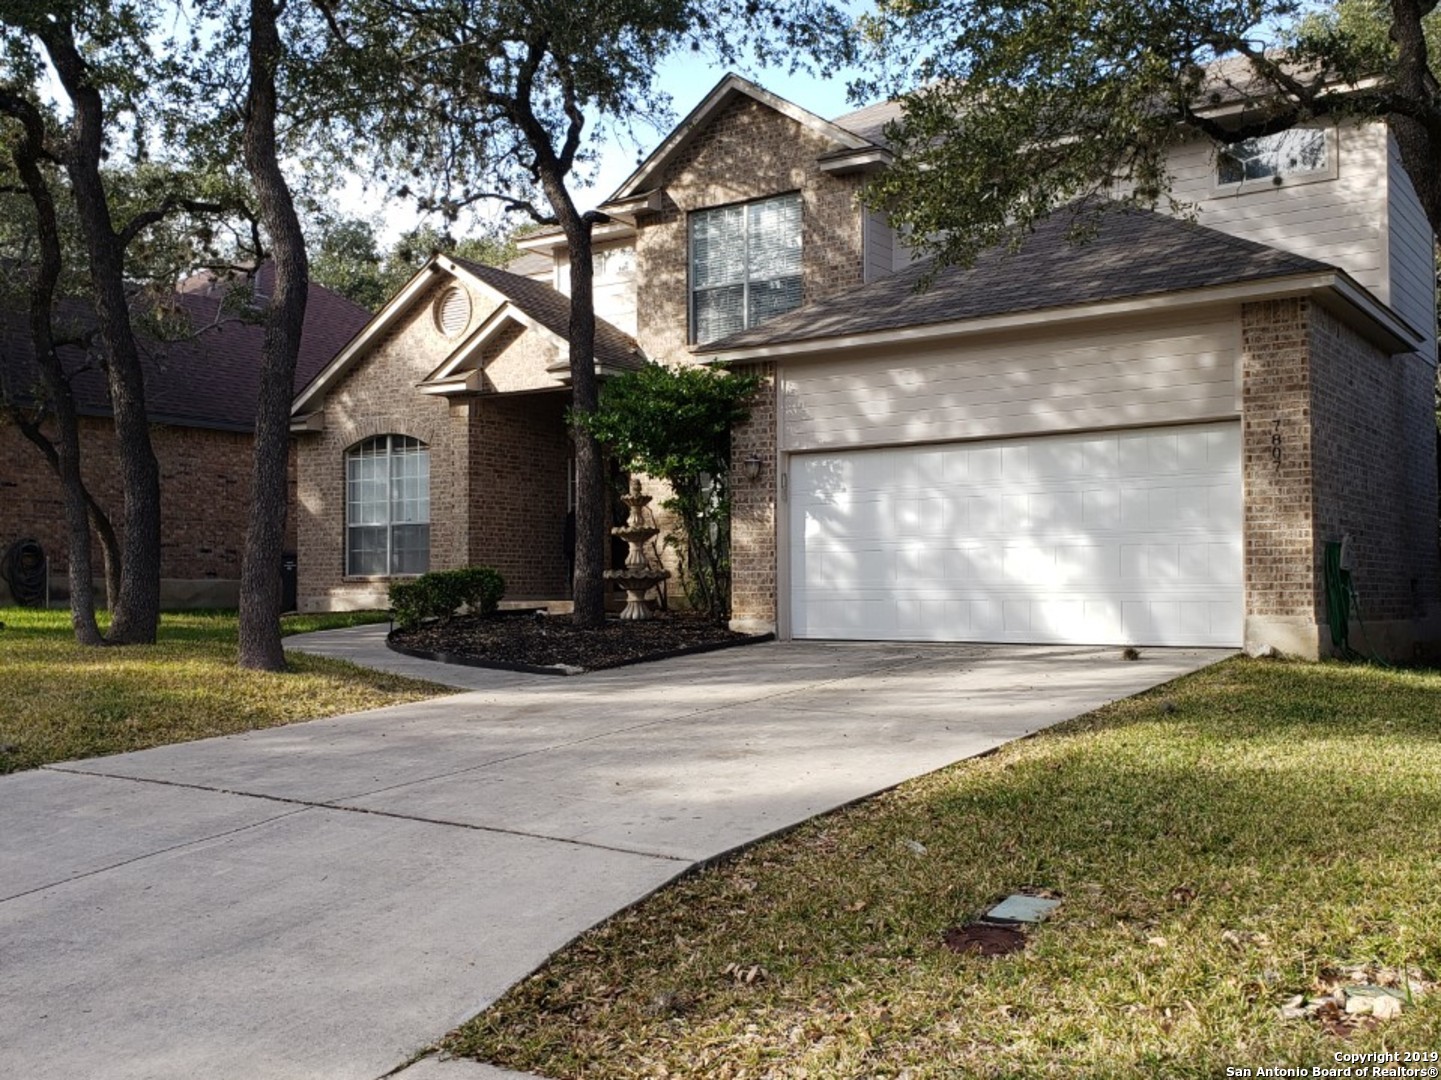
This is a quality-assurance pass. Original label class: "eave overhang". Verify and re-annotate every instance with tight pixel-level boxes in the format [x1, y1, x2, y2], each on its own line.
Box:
[696, 270, 1425, 366]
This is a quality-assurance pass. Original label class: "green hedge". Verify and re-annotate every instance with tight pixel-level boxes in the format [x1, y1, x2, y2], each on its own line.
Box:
[389, 567, 505, 630]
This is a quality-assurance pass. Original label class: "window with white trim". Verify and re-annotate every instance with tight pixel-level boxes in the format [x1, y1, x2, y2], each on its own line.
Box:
[690, 192, 802, 344]
[345, 435, 430, 576]
[1217, 128, 1330, 186]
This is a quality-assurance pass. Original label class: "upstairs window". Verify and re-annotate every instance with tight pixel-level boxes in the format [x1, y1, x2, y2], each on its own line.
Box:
[1217, 127, 1331, 186]
[690, 192, 802, 344]
[346, 435, 429, 576]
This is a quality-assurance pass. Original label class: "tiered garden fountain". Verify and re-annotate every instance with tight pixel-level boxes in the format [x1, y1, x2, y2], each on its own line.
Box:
[603, 478, 671, 620]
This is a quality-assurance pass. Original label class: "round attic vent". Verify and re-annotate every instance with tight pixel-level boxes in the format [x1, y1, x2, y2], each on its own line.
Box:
[435, 286, 470, 337]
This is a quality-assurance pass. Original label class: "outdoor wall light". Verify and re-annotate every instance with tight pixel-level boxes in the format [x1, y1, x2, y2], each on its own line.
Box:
[744, 452, 764, 481]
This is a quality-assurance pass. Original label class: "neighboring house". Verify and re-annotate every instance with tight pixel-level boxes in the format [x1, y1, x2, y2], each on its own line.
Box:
[0, 263, 371, 607]
[289, 73, 1440, 660]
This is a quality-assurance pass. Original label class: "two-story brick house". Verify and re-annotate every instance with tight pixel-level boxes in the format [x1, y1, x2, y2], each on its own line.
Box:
[290, 73, 1440, 659]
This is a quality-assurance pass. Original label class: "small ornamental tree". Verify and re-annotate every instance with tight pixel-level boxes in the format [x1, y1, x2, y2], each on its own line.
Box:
[583, 364, 760, 619]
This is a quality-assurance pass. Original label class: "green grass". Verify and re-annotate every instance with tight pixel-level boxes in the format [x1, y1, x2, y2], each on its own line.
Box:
[0, 607, 449, 773]
[448, 658, 1441, 1078]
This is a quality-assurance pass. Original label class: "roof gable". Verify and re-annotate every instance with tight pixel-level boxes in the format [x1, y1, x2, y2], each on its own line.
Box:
[290, 256, 457, 416]
[606, 73, 875, 203]
[291, 254, 643, 417]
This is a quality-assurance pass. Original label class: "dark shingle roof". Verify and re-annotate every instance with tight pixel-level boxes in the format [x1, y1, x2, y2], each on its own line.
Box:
[1, 266, 372, 431]
[505, 251, 554, 278]
[450, 256, 643, 369]
[705, 203, 1332, 352]
[832, 99, 904, 148]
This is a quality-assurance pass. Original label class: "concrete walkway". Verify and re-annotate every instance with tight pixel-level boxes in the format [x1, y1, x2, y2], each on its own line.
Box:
[0, 629, 1227, 1080]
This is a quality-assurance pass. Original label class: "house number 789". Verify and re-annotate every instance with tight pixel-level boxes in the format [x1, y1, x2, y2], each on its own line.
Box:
[1271, 419, 1283, 468]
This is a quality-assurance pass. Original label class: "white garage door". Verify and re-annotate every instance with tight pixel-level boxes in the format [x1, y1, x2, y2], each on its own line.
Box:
[788, 422, 1243, 646]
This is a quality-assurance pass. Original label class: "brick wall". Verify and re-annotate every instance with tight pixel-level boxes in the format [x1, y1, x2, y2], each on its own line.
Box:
[728, 362, 777, 631]
[295, 278, 483, 611]
[1240, 298, 1317, 624]
[1240, 298, 1440, 656]
[468, 393, 571, 599]
[483, 320, 567, 394]
[0, 415, 264, 587]
[1309, 305, 1440, 625]
[634, 96, 865, 364]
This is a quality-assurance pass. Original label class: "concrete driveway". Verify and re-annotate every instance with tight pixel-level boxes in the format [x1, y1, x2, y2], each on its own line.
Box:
[0, 630, 1226, 1080]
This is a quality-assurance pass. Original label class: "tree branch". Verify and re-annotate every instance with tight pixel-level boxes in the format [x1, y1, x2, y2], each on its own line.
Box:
[443, 188, 556, 223]
[117, 196, 239, 248]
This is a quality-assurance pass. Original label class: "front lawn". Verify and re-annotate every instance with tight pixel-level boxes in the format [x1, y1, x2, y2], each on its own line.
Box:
[449, 657, 1441, 1078]
[0, 607, 449, 774]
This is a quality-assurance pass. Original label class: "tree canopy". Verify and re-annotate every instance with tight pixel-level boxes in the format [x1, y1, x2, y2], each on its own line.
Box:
[308, 216, 524, 310]
[858, 0, 1441, 269]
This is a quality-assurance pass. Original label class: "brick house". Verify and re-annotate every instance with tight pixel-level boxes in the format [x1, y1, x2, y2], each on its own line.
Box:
[290, 74, 1440, 659]
[1, 264, 371, 606]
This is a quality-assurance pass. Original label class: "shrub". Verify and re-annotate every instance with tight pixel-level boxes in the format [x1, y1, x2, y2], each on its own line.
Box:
[580, 364, 760, 619]
[389, 566, 505, 629]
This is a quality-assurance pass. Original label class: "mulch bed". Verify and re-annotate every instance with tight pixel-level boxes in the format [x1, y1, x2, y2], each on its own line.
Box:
[388, 610, 769, 673]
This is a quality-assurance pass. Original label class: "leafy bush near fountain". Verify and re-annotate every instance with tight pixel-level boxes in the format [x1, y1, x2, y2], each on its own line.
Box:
[582, 365, 761, 618]
[389, 567, 506, 629]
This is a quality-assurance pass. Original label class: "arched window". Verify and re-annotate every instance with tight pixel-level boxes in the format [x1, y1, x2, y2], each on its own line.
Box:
[346, 435, 430, 576]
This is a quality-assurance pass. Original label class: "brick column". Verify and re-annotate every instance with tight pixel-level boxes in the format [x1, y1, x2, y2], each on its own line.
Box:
[729, 362, 777, 633]
[1240, 298, 1322, 656]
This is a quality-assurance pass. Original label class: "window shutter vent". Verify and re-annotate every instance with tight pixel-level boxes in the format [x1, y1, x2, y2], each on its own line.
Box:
[435, 287, 470, 337]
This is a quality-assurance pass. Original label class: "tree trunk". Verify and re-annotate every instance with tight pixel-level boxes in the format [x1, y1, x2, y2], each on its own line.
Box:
[1388, 0, 1441, 237]
[568, 227, 606, 628]
[1, 92, 102, 644]
[18, 410, 126, 613]
[237, 0, 310, 671]
[542, 186, 606, 627]
[87, 494, 122, 610]
[40, 22, 162, 644]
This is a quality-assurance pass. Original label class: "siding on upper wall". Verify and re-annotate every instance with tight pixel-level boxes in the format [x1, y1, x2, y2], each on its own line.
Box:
[555, 240, 638, 336]
[1386, 132, 1437, 356]
[891, 223, 921, 272]
[1168, 121, 1388, 301]
[792, 118, 1410, 305]
[780, 311, 1241, 453]
[863, 207, 893, 283]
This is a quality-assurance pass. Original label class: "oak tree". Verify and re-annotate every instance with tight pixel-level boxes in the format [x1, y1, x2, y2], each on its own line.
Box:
[311, 0, 846, 626]
[858, 0, 1441, 268]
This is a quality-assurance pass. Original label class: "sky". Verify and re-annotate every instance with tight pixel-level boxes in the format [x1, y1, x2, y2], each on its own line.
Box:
[341, 50, 873, 245]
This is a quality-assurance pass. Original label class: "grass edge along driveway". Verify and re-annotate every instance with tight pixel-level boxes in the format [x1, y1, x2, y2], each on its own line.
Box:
[0, 608, 448, 774]
[450, 656, 1441, 1079]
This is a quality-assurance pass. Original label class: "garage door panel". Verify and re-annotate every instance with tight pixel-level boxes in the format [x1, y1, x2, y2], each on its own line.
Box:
[790, 587, 1243, 645]
[798, 535, 1237, 589]
[789, 423, 1243, 647]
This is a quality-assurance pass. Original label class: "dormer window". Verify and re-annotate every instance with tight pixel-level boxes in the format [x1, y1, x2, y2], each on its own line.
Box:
[690, 192, 802, 344]
[1217, 127, 1332, 187]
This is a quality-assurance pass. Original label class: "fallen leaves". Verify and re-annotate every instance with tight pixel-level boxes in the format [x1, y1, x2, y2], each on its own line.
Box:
[722, 963, 768, 985]
[1277, 963, 1433, 1036]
